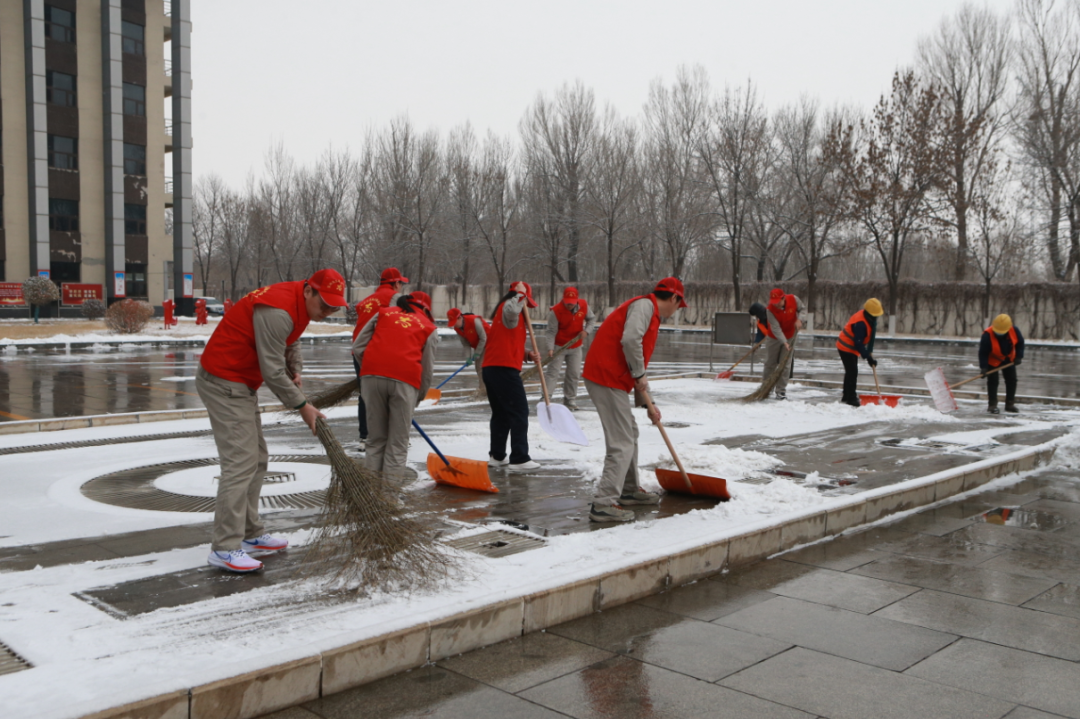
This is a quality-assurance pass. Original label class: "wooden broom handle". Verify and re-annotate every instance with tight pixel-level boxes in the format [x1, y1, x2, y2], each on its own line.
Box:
[871, 364, 883, 396]
[953, 362, 1014, 390]
[729, 339, 764, 372]
[640, 388, 692, 491]
[522, 305, 551, 406]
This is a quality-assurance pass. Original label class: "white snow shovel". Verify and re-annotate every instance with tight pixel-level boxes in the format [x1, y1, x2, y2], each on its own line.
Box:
[926, 363, 1014, 414]
[523, 305, 589, 446]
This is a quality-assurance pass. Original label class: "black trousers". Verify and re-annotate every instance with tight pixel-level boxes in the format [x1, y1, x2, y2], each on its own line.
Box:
[482, 366, 531, 464]
[839, 350, 860, 403]
[353, 358, 368, 440]
[986, 365, 1018, 406]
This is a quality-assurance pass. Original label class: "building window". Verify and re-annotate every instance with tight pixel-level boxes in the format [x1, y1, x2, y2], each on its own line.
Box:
[125, 263, 147, 298]
[50, 261, 80, 283]
[122, 83, 145, 116]
[125, 203, 146, 235]
[45, 5, 75, 43]
[123, 143, 146, 175]
[46, 71, 76, 107]
[121, 20, 144, 55]
[48, 135, 78, 170]
[49, 198, 79, 232]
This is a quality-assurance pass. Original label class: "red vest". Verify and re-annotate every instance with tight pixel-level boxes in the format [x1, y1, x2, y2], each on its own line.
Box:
[201, 281, 309, 390]
[986, 326, 1019, 367]
[836, 310, 870, 356]
[455, 314, 490, 350]
[360, 308, 436, 389]
[768, 295, 798, 339]
[552, 300, 589, 348]
[582, 295, 660, 392]
[352, 284, 397, 341]
[482, 299, 528, 370]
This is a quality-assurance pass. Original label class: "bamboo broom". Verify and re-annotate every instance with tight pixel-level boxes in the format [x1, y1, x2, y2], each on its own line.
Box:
[743, 330, 799, 402]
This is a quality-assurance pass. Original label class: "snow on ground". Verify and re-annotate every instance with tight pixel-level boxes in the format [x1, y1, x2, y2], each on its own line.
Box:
[0, 378, 1076, 719]
[0, 317, 357, 346]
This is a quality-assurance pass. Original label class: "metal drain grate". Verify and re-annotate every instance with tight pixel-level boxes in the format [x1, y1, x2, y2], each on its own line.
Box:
[916, 440, 964, 449]
[80, 455, 330, 512]
[736, 476, 774, 485]
[0, 641, 31, 676]
[445, 529, 546, 558]
[0, 429, 213, 456]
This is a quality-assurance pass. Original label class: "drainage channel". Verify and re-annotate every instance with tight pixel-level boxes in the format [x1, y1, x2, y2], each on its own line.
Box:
[0, 641, 31, 676]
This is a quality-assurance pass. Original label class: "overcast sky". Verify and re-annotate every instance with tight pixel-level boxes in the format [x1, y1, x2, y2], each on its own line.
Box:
[188, 0, 1017, 186]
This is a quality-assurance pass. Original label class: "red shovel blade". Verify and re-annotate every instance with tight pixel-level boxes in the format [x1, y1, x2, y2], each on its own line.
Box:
[859, 395, 902, 408]
[714, 371, 734, 381]
[655, 468, 731, 500]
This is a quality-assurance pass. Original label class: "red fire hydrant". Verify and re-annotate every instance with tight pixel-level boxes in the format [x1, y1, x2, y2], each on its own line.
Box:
[223, 298, 233, 315]
[195, 298, 208, 326]
[162, 299, 178, 329]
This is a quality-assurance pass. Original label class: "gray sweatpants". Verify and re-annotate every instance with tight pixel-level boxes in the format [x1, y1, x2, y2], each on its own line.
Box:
[196, 367, 267, 552]
[546, 346, 583, 408]
[763, 336, 792, 395]
[362, 375, 419, 480]
[586, 379, 640, 504]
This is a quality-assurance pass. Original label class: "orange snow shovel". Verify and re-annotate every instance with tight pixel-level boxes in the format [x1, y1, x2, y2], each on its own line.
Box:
[860, 365, 902, 407]
[640, 388, 731, 500]
[716, 339, 764, 380]
[424, 360, 471, 404]
[412, 420, 497, 493]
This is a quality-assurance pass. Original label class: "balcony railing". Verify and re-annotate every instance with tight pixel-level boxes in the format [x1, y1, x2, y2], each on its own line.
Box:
[165, 179, 173, 194]
[164, 0, 172, 17]
[165, 119, 173, 136]
[164, 59, 172, 76]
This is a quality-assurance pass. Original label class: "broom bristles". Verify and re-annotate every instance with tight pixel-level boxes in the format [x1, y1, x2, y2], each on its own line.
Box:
[308, 378, 359, 411]
[743, 331, 798, 402]
[306, 417, 458, 591]
[520, 337, 576, 382]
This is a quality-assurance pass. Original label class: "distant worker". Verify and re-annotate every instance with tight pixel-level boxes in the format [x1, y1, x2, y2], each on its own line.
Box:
[836, 298, 883, 407]
[980, 314, 1024, 415]
[197, 269, 347, 573]
[351, 268, 408, 453]
[448, 307, 490, 396]
[759, 288, 804, 400]
[582, 278, 687, 522]
[482, 282, 542, 473]
[544, 286, 596, 411]
[353, 292, 438, 478]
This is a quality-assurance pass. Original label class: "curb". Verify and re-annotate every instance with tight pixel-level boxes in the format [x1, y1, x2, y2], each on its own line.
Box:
[79, 440, 1057, 719]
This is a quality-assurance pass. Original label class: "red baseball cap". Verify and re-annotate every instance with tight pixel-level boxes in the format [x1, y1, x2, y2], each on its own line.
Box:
[380, 267, 409, 285]
[447, 307, 462, 324]
[563, 286, 578, 300]
[510, 281, 539, 308]
[307, 269, 348, 307]
[770, 288, 784, 302]
[653, 277, 688, 308]
[409, 291, 432, 311]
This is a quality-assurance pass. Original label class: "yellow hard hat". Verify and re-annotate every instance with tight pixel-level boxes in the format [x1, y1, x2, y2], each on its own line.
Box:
[992, 314, 1013, 334]
[864, 298, 884, 317]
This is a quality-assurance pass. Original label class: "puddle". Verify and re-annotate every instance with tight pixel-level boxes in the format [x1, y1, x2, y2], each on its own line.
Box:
[973, 507, 1071, 532]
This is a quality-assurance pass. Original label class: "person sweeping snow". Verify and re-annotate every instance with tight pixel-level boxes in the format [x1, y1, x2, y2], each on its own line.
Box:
[759, 288, 804, 400]
[582, 277, 686, 522]
[350, 268, 408, 453]
[198, 269, 347, 573]
[482, 282, 541, 473]
[980, 313, 1024, 415]
[448, 307, 490, 396]
[837, 298, 883, 407]
[352, 292, 438, 478]
[544, 286, 596, 411]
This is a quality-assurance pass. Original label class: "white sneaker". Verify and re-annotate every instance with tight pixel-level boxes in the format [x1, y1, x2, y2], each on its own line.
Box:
[488, 455, 509, 467]
[208, 549, 263, 573]
[242, 533, 289, 553]
[507, 460, 541, 473]
[356, 439, 367, 453]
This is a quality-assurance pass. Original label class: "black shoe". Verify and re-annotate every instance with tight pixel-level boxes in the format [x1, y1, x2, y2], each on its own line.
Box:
[842, 398, 860, 408]
[1005, 404, 1019, 413]
[775, 392, 787, 400]
[988, 406, 1000, 415]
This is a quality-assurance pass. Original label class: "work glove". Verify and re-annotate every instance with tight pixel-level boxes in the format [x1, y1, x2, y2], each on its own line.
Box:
[867, 356, 878, 368]
[1013, 358, 1022, 367]
[980, 368, 989, 378]
[465, 356, 474, 367]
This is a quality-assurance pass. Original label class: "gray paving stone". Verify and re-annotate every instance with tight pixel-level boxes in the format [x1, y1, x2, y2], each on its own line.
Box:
[1002, 708, 1074, 719]
[952, 523, 1080, 560]
[884, 504, 979, 537]
[258, 708, 321, 719]
[1021, 582, 1080, 621]
[637, 578, 775, 621]
[979, 549, 1080, 586]
[782, 527, 913, 571]
[714, 595, 957, 671]
[519, 655, 813, 719]
[546, 602, 791, 681]
[875, 531, 1009, 566]
[906, 639, 1080, 719]
[851, 554, 1059, 605]
[720, 646, 1014, 719]
[303, 664, 566, 719]
[876, 589, 1080, 661]
[437, 631, 614, 694]
[721, 558, 918, 613]
[1024, 498, 1080, 522]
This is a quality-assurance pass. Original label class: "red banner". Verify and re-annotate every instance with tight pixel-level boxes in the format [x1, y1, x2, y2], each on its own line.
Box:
[0, 283, 25, 306]
[61, 283, 104, 306]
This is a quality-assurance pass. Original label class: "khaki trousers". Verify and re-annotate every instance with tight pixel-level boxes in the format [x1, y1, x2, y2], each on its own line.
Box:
[362, 375, 418, 480]
[546, 346, 583, 408]
[586, 379, 640, 504]
[763, 336, 792, 395]
[196, 367, 267, 551]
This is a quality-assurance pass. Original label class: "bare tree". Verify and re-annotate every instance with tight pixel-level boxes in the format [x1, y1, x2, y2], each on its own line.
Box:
[473, 133, 524, 290]
[446, 124, 480, 300]
[192, 174, 226, 292]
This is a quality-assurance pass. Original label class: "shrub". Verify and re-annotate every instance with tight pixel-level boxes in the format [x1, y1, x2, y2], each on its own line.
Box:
[81, 298, 107, 320]
[21, 276, 59, 306]
[105, 299, 155, 334]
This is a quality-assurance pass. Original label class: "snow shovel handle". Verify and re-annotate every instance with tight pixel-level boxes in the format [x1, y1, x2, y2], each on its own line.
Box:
[522, 305, 552, 406]
[412, 420, 452, 468]
[640, 388, 693, 491]
[435, 360, 471, 391]
[953, 362, 1014, 390]
[871, 364, 883, 396]
[728, 339, 764, 373]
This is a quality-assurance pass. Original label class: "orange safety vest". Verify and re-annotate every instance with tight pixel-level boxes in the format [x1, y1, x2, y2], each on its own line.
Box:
[352, 284, 397, 341]
[359, 307, 436, 389]
[836, 310, 871, 356]
[986, 326, 1019, 367]
[769, 295, 799, 339]
[455, 313, 490, 350]
[551, 300, 589, 349]
[582, 295, 660, 392]
[201, 281, 309, 391]
[482, 298, 528, 370]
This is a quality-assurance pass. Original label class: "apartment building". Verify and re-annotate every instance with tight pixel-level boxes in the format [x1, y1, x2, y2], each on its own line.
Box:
[0, 0, 192, 315]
